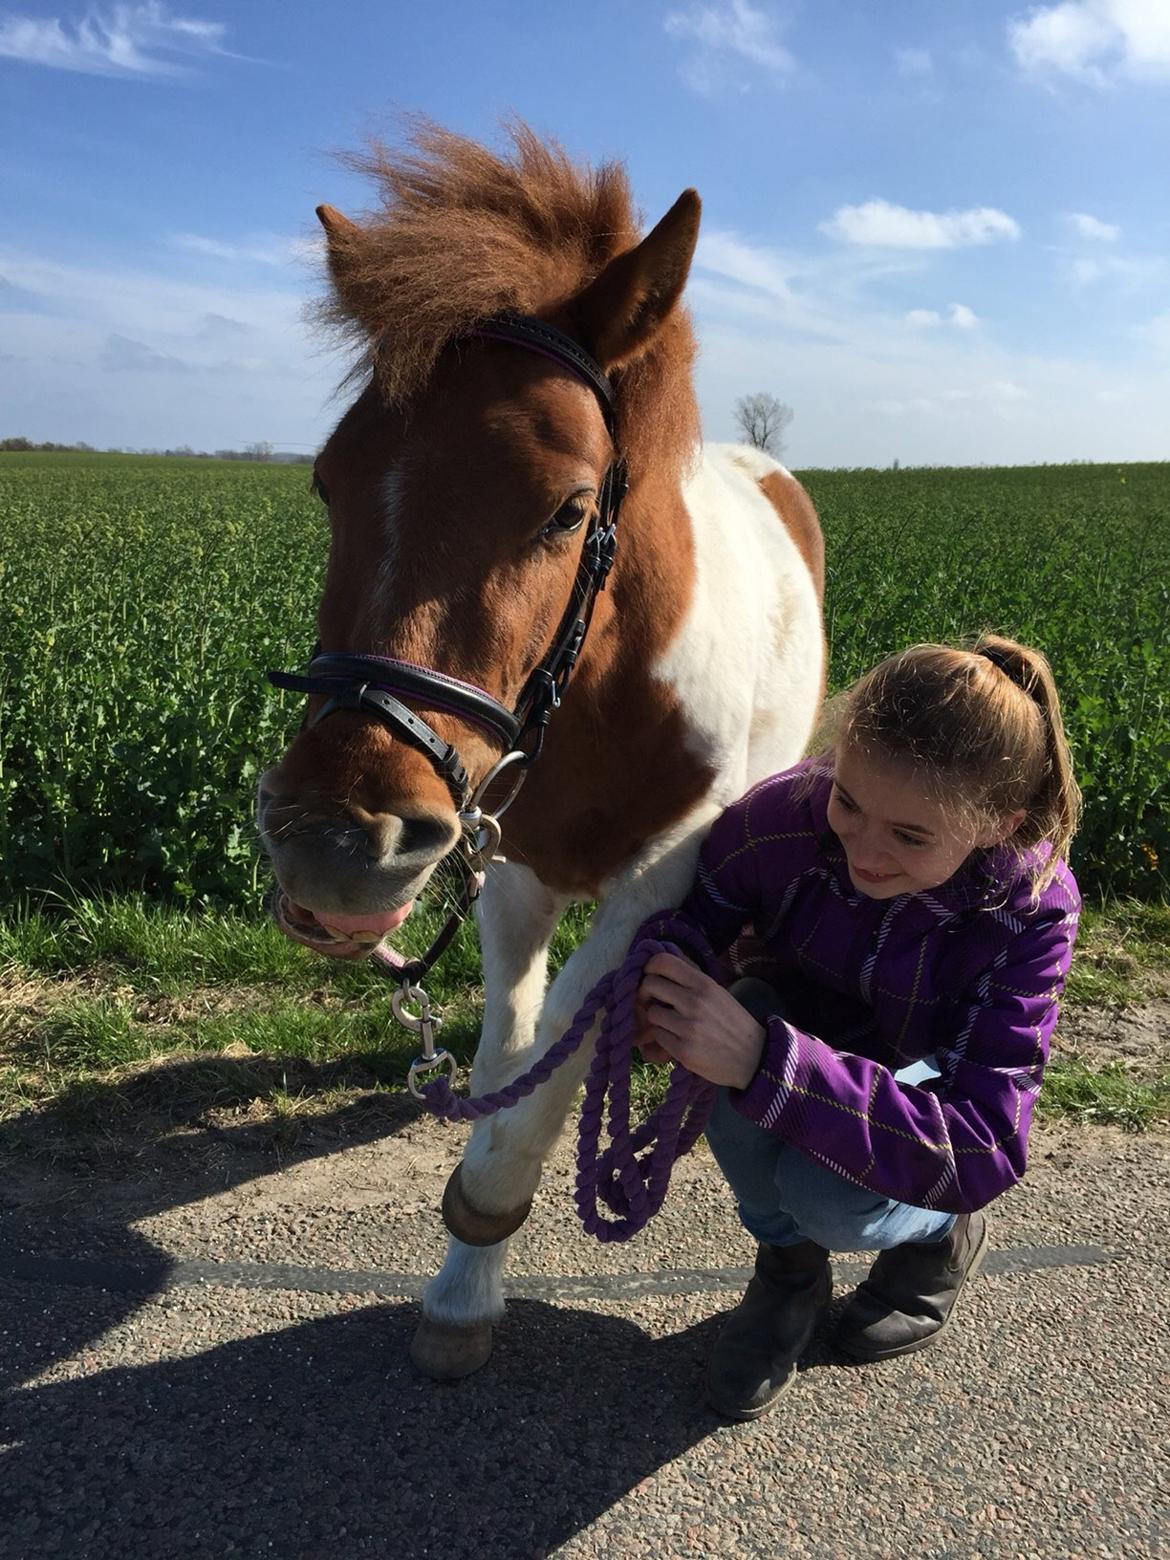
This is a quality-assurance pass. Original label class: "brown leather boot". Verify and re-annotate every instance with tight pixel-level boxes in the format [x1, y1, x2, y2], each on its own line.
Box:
[705, 1240, 832, 1420]
[835, 1211, 990, 1362]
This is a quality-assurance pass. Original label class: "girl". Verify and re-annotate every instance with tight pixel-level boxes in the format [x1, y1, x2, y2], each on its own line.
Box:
[633, 635, 1082, 1421]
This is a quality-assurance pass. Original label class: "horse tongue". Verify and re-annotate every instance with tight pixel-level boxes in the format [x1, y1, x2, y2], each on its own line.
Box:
[318, 902, 413, 937]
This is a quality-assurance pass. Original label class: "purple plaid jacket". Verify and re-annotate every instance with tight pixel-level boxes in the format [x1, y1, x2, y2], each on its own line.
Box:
[638, 760, 1081, 1214]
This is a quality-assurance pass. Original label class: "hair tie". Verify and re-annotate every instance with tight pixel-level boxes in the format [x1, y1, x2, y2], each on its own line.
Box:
[977, 645, 1046, 716]
[977, 645, 1014, 677]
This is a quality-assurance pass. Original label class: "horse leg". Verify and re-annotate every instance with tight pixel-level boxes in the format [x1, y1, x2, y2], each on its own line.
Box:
[411, 862, 566, 1380]
[413, 808, 718, 1380]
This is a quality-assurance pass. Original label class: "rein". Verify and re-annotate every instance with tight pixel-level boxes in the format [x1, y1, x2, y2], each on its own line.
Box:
[413, 925, 718, 1243]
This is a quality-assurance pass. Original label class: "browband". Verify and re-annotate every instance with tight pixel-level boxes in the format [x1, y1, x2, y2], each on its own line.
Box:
[468, 313, 617, 438]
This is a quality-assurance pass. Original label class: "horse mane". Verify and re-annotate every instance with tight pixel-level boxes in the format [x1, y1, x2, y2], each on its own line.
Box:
[317, 119, 700, 472]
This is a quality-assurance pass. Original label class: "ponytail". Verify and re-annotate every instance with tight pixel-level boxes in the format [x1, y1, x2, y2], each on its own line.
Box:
[970, 634, 1082, 891]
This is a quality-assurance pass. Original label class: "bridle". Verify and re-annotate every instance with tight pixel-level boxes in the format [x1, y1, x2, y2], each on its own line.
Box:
[266, 313, 629, 1087]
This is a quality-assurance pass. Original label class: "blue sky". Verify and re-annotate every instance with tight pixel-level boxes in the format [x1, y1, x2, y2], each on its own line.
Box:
[1, 0, 1167, 466]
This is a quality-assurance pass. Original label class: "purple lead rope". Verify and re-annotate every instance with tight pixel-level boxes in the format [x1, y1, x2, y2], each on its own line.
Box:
[417, 921, 718, 1243]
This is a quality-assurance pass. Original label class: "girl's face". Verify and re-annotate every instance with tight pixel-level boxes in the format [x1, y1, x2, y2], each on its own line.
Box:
[827, 745, 1020, 900]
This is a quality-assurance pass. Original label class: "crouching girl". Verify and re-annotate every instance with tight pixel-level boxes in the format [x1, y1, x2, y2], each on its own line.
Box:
[634, 635, 1082, 1420]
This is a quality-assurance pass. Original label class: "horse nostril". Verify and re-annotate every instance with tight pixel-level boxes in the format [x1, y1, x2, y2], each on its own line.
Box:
[400, 811, 460, 859]
[364, 810, 457, 863]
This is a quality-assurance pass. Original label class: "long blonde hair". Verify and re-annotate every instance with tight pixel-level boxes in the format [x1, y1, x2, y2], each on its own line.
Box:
[826, 635, 1081, 893]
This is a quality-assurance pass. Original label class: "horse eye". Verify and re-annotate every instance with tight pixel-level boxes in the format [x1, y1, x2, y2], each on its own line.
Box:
[538, 497, 589, 542]
[311, 471, 330, 507]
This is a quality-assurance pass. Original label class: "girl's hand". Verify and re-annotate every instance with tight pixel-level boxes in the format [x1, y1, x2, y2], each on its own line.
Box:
[634, 985, 673, 1063]
[635, 952, 768, 1090]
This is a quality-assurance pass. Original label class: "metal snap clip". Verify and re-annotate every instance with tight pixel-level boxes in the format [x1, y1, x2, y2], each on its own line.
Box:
[406, 1048, 458, 1101]
[393, 984, 458, 1101]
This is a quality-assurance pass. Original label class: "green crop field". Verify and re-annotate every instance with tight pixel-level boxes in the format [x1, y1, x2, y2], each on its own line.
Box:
[1, 451, 1167, 909]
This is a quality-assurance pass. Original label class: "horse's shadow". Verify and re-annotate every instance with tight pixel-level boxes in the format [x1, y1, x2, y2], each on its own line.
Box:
[1, 1295, 790, 1559]
[0, 1053, 434, 1388]
[1, 1056, 833, 1557]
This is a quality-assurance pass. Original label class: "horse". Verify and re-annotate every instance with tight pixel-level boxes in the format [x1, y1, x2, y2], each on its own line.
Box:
[256, 123, 826, 1381]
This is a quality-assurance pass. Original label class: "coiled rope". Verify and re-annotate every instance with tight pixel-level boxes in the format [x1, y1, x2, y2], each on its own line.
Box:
[417, 921, 718, 1243]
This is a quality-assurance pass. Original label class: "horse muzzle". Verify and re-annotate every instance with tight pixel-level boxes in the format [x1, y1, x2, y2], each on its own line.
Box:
[256, 780, 453, 958]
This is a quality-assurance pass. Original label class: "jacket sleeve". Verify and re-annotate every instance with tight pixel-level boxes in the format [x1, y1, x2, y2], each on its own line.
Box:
[730, 897, 1081, 1214]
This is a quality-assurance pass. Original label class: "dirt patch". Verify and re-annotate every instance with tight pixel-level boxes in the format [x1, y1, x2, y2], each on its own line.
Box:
[0, 967, 313, 1029]
[1054, 998, 1170, 1084]
[1, 969, 84, 1019]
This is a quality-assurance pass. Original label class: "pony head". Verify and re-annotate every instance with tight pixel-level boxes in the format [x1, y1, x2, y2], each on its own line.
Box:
[257, 124, 701, 954]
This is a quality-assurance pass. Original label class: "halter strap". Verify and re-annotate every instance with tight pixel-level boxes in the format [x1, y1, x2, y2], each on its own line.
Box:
[266, 311, 625, 823]
[269, 652, 520, 744]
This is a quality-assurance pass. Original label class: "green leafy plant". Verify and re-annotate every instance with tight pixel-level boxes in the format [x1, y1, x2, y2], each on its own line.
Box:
[2, 454, 1167, 906]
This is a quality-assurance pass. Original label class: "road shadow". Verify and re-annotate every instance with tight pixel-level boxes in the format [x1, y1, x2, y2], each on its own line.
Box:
[0, 1289, 841, 1560]
[0, 1052, 845, 1558]
[0, 1056, 429, 1388]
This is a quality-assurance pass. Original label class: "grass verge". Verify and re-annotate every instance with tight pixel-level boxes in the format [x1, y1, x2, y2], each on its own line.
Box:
[1064, 898, 1170, 1008]
[1, 891, 1166, 1146]
[1038, 1059, 1169, 1133]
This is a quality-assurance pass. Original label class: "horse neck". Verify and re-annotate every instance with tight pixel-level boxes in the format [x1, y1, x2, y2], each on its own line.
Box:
[587, 453, 698, 691]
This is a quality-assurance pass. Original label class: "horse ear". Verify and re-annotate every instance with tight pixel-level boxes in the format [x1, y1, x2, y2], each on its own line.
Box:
[572, 190, 701, 372]
[316, 203, 359, 241]
[316, 204, 362, 282]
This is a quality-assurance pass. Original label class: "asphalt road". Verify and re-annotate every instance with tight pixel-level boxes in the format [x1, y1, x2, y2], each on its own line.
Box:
[0, 1101, 1166, 1560]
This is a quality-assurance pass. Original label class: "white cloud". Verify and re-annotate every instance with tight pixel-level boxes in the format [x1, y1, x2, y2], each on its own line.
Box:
[4, 223, 1166, 467]
[987, 378, 1031, 401]
[0, 2, 232, 77]
[168, 232, 312, 267]
[1139, 311, 1170, 354]
[905, 304, 980, 330]
[877, 381, 1032, 416]
[0, 241, 342, 450]
[687, 228, 1169, 465]
[1068, 211, 1121, 240]
[695, 230, 795, 302]
[1068, 252, 1165, 290]
[821, 200, 1021, 249]
[895, 47, 933, 77]
[1009, 0, 1170, 86]
[99, 332, 193, 373]
[696, 309, 1170, 465]
[691, 227, 931, 354]
[0, 242, 316, 333]
[664, 0, 794, 95]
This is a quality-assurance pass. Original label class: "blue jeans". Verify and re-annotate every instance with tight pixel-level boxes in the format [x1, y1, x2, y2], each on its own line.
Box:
[705, 980, 957, 1252]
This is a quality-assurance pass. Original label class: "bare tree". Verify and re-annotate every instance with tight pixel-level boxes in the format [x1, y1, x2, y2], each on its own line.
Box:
[734, 393, 794, 458]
